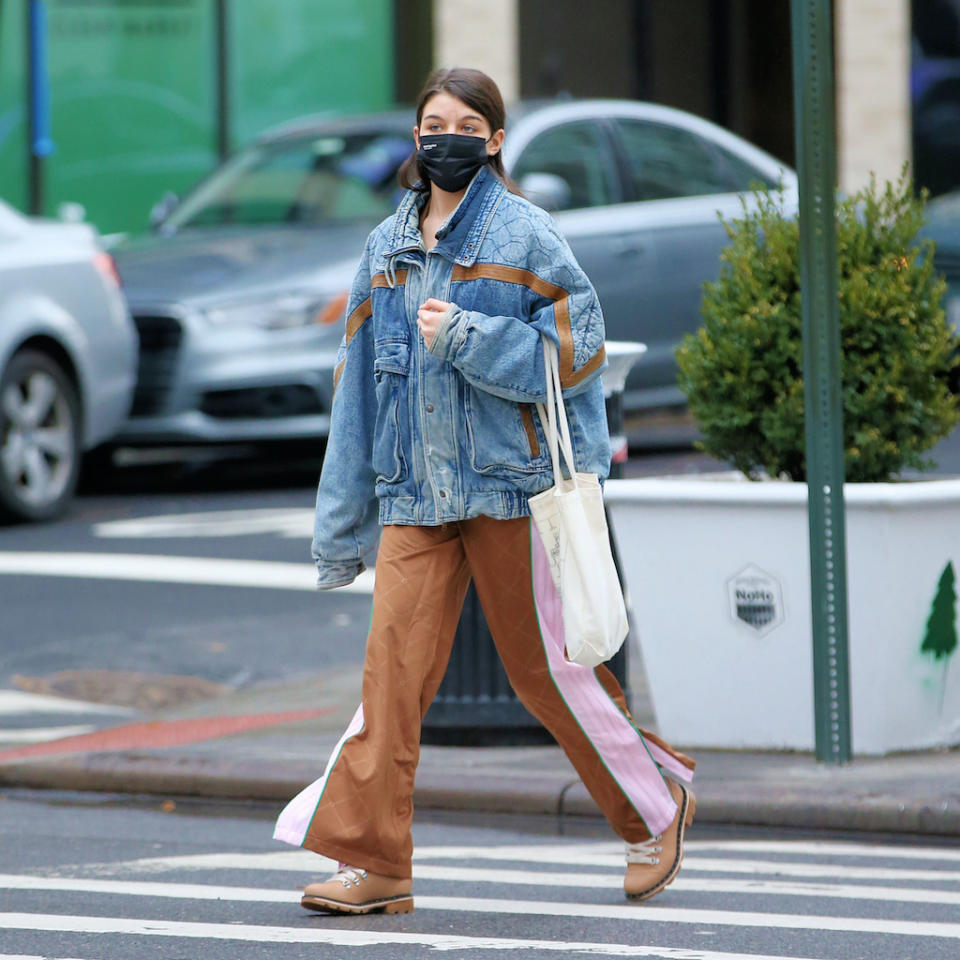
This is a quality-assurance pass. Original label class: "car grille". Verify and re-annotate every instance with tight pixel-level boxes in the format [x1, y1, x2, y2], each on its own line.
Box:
[130, 314, 182, 417]
[200, 385, 325, 420]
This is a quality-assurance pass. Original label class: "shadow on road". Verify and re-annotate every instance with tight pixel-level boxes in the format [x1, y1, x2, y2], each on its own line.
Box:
[78, 442, 325, 497]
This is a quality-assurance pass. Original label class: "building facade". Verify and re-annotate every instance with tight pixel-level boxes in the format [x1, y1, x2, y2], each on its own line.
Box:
[2, 0, 958, 235]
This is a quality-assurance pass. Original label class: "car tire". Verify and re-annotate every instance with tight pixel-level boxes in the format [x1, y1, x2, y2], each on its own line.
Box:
[0, 350, 82, 523]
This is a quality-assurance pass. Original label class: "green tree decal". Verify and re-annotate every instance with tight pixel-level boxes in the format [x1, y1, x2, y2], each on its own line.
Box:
[921, 561, 958, 713]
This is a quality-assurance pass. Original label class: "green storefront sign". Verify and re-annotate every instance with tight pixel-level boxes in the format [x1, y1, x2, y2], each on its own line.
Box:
[0, 0, 394, 234]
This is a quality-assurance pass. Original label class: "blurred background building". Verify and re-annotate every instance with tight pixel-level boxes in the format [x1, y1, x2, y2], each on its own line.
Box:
[1, 0, 958, 235]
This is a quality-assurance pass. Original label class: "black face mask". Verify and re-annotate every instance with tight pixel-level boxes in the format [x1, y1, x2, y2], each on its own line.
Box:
[418, 133, 490, 192]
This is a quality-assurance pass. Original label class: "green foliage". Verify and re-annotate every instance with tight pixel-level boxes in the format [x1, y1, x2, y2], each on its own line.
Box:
[922, 561, 959, 662]
[676, 171, 960, 481]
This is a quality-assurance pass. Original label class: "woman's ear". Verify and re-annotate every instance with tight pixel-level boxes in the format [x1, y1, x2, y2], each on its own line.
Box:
[413, 126, 421, 150]
[487, 128, 505, 156]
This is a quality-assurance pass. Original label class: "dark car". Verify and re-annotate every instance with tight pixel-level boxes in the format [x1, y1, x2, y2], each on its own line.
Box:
[925, 189, 960, 388]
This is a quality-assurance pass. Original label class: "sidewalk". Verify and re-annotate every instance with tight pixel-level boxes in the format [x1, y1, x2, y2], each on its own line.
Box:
[1, 662, 959, 837]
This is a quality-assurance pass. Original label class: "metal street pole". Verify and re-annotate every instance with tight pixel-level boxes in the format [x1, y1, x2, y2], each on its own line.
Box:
[26, 0, 54, 216]
[215, 0, 230, 163]
[790, 0, 852, 763]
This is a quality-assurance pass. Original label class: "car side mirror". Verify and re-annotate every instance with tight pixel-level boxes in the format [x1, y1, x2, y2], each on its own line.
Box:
[149, 191, 180, 230]
[517, 172, 572, 212]
[57, 202, 86, 223]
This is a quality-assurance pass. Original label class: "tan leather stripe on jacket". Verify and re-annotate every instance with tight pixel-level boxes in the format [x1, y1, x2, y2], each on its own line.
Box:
[451, 263, 604, 388]
[371, 269, 408, 289]
[333, 296, 373, 392]
[520, 404, 540, 458]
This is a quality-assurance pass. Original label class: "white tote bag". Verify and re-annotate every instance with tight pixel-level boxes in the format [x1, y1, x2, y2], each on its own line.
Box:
[528, 338, 629, 667]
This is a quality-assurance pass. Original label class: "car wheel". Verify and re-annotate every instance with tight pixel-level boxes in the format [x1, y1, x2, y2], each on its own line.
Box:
[0, 350, 82, 523]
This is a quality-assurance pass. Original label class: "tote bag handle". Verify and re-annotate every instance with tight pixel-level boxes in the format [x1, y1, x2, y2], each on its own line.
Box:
[535, 338, 578, 488]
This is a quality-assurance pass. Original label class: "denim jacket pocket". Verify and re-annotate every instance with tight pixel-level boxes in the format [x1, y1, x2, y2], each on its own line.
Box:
[373, 340, 410, 485]
[464, 385, 548, 477]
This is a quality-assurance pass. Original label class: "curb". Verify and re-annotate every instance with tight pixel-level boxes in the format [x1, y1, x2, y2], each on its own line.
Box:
[3, 752, 960, 837]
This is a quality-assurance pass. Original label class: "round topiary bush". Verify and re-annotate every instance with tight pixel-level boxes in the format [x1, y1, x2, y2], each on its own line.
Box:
[676, 172, 960, 482]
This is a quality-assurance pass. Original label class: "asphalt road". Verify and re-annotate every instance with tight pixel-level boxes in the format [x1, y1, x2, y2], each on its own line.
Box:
[1, 789, 959, 959]
[0, 448, 370, 715]
[0, 440, 714, 724]
[3, 427, 960, 735]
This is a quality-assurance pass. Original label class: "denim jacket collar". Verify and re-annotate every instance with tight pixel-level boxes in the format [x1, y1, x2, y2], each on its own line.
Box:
[382, 166, 507, 268]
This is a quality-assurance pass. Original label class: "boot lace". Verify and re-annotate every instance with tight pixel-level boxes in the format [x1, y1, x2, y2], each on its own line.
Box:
[332, 865, 368, 888]
[626, 836, 663, 866]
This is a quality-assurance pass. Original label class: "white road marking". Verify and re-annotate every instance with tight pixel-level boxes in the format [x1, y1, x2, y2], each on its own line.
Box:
[0, 691, 133, 716]
[93, 508, 313, 540]
[109, 848, 960, 885]
[0, 913, 848, 958]
[0, 552, 375, 594]
[1, 888, 958, 939]
[3, 870, 959, 908]
[417, 840, 960, 865]
[668, 876, 960, 905]
[0, 724, 96, 744]
[415, 867, 960, 906]
[106, 850, 326, 874]
[670, 856, 960, 884]
[0, 874, 296, 903]
[686, 839, 960, 862]
[0, 956, 102, 960]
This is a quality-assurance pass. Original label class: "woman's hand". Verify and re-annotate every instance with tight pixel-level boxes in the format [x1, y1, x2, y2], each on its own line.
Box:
[417, 298, 451, 349]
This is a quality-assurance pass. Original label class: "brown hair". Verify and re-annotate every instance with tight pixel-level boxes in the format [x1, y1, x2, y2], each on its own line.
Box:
[397, 67, 522, 195]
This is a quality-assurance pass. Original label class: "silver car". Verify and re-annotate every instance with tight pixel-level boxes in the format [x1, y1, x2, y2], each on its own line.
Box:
[113, 101, 794, 445]
[0, 200, 137, 521]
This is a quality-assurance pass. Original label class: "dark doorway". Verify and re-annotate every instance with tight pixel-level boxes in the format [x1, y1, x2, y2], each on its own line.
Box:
[518, 0, 794, 166]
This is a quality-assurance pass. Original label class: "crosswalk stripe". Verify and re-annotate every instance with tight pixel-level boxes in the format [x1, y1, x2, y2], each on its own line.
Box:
[0, 691, 133, 716]
[0, 725, 96, 744]
[0, 552, 376, 594]
[0, 955, 101, 960]
[0, 955, 97, 960]
[414, 866, 960, 905]
[683, 856, 960, 883]
[426, 896, 960, 937]
[414, 842, 960, 873]
[4, 869, 959, 908]
[109, 849, 960, 885]
[686, 839, 960, 862]
[0, 912, 847, 958]
[671, 876, 960, 905]
[1, 876, 957, 937]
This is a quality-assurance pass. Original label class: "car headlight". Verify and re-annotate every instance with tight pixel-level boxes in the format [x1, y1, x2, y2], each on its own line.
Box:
[204, 291, 349, 330]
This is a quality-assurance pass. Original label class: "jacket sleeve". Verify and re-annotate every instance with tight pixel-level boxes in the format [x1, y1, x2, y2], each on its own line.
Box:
[428, 222, 607, 402]
[311, 236, 379, 589]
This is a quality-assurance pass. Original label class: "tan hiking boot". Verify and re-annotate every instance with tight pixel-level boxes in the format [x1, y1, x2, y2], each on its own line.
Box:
[624, 779, 696, 902]
[301, 865, 413, 915]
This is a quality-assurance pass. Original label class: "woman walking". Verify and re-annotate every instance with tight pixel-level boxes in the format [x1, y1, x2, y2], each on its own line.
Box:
[274, 67, 696, 915]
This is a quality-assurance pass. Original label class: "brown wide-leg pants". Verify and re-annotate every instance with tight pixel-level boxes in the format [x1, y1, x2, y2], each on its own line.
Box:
[275, 516, 695, 878]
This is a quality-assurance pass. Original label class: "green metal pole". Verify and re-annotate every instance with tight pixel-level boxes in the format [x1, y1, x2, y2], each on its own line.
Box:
[790, 0, 852, 763]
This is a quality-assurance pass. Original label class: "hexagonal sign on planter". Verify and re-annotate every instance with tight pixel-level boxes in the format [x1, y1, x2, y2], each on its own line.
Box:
[727, 564, 785, 637]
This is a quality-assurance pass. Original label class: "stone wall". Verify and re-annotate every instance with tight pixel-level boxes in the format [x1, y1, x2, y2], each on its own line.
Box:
[836, 0, 912, 191]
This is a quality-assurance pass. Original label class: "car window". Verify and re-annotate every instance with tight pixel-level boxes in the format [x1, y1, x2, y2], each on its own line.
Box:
[615, 119, 738, 201]
[712, 144, 780, 191]
[513, 121, 619, 210]
[163, 132, 411, 230]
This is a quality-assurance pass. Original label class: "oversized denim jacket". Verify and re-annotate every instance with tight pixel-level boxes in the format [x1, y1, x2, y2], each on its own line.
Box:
[312, 167, 611, 588]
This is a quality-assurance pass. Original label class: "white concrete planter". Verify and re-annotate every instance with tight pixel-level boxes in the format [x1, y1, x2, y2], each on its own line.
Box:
[605, 476, 960, 754]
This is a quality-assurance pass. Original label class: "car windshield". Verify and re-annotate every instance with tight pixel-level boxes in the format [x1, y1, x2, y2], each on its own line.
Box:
[162, 130, 413, 231]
